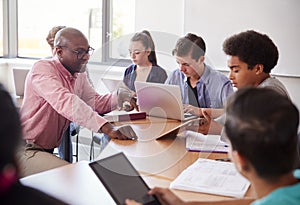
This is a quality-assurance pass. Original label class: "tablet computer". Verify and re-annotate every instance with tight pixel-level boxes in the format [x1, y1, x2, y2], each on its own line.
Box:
[89, 152, 161, 205]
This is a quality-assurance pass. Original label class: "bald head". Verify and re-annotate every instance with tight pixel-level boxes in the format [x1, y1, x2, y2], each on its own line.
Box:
[53, 27, 91, 74]
[54, 27, 88, 47]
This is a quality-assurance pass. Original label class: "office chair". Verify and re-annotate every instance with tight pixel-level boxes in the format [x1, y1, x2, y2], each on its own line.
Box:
[89, 133, 111, 161]
[12, 67, 29, 108]
[61, 124, 80, 163]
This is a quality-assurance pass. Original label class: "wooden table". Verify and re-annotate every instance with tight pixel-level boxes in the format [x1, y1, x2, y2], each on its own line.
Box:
[21, 116, 256, 204]
[96, 116, 256, 201]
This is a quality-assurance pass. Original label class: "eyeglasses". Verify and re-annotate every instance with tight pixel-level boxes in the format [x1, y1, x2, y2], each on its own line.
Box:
[60, 46, 95, 59]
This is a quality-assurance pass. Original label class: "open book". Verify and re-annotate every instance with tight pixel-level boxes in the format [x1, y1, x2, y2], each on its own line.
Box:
[185, 131, 229, 153]
[170, 158, 251, 198]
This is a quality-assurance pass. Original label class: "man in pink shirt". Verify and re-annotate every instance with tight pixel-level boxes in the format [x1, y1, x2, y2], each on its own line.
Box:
[18, 27, 138, 177]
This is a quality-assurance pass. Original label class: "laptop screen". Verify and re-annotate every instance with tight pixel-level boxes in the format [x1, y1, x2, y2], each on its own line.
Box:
[135, 81, 196, 121]
[89, 153, 161, 205]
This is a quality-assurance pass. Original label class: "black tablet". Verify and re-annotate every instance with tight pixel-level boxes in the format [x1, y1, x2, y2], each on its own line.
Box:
[89, 152, 161, 205]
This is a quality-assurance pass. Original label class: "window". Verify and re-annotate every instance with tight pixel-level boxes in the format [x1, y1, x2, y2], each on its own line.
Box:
[0, 0, 3, 56]
[16, 0, 136, 64]
[17, 0, 102, 61]
[5, 0, 179, 69]
[110, 0, 135, 60]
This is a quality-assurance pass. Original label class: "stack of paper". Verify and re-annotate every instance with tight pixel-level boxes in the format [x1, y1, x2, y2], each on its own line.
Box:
[170, 158, 251, 198]
[185, 131, 229, 153]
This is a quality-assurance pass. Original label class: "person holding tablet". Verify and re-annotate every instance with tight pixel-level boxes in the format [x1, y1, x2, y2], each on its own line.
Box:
[126, 87, 300, 205]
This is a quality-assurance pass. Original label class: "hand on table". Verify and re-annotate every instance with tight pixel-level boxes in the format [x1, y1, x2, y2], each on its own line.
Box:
[183, 104, 202, 116]
[197, 110, 223, 135]
[100, 123, 137, 140]
[125, 187, 185, 205]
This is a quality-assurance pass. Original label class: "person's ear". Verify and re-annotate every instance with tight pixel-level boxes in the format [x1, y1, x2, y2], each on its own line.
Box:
[254, 64, 264, 75]
[198, 56, 205, 63]
[232, 150, 250, 173]
[56, 47, 63, 57]
[145, 48, 151, 56]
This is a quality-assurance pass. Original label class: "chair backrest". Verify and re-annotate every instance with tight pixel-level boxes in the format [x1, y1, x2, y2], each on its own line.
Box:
[12, 68, 29, 97]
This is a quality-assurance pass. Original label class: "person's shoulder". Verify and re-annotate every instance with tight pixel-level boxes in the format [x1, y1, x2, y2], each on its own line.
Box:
[33, 57, 54, 65]
[168, 69, 184, 79]
[153, 64, 164, 69]
[252, 174, 300, 205]
[259, 77, 290, 98]
[261, 76, 284, 87]
[124, 64, 135, 73]
[204, 64, 230, 83]
[31, 58, 57, 73]
[165, 68, 184, 84]
[125, 64, 135, 70]
[152, 65, 167, 74]
[169, 68, 181, 75]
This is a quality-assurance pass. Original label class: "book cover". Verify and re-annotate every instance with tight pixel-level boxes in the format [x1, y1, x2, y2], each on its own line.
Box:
[103, 110, 146, 122]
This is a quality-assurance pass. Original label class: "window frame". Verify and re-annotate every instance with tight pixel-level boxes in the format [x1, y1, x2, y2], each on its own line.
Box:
[101, 0, 131, 66]
[2, 0, 131, 66]
[2, 0, 18, 58]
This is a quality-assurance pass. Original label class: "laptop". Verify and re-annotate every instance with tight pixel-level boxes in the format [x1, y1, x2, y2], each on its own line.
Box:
[89, 152, 161, 205]
[101, 78, 128, 92]
[13, 68, 30, 97]
[134, 81, 197, 121]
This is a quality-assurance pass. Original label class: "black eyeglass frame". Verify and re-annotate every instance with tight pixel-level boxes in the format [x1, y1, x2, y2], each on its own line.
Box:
[59, 45, 95, 59]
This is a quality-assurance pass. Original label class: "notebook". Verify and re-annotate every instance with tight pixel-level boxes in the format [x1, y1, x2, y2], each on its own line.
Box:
[170, 158, 250, 198]
[89, 152, 161, 205]
[134, 81, 197, 121]
[185, 130, 229, 153]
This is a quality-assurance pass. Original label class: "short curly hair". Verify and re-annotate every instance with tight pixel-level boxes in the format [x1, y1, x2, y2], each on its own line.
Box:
[223, 30, 278, 73]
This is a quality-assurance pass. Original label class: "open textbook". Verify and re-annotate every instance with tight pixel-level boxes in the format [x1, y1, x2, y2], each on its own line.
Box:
[185, 131, 229, 153]
[170, 158, 251, 198]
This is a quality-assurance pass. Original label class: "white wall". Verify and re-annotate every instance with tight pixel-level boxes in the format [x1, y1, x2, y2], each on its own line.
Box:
[135, 0, 184, 35]
[133, 0, 184, 72]
[184, 0, 300, 76]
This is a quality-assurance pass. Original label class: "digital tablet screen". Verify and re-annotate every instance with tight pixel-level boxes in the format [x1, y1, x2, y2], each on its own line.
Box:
[89, 153, 161, 205]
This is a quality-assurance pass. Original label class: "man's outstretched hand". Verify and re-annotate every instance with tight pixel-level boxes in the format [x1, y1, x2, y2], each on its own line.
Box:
[100, 122, 137, 140]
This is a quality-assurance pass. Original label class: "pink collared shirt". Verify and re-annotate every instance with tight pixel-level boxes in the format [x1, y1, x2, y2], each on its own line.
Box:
[20, 57, 117, 149]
